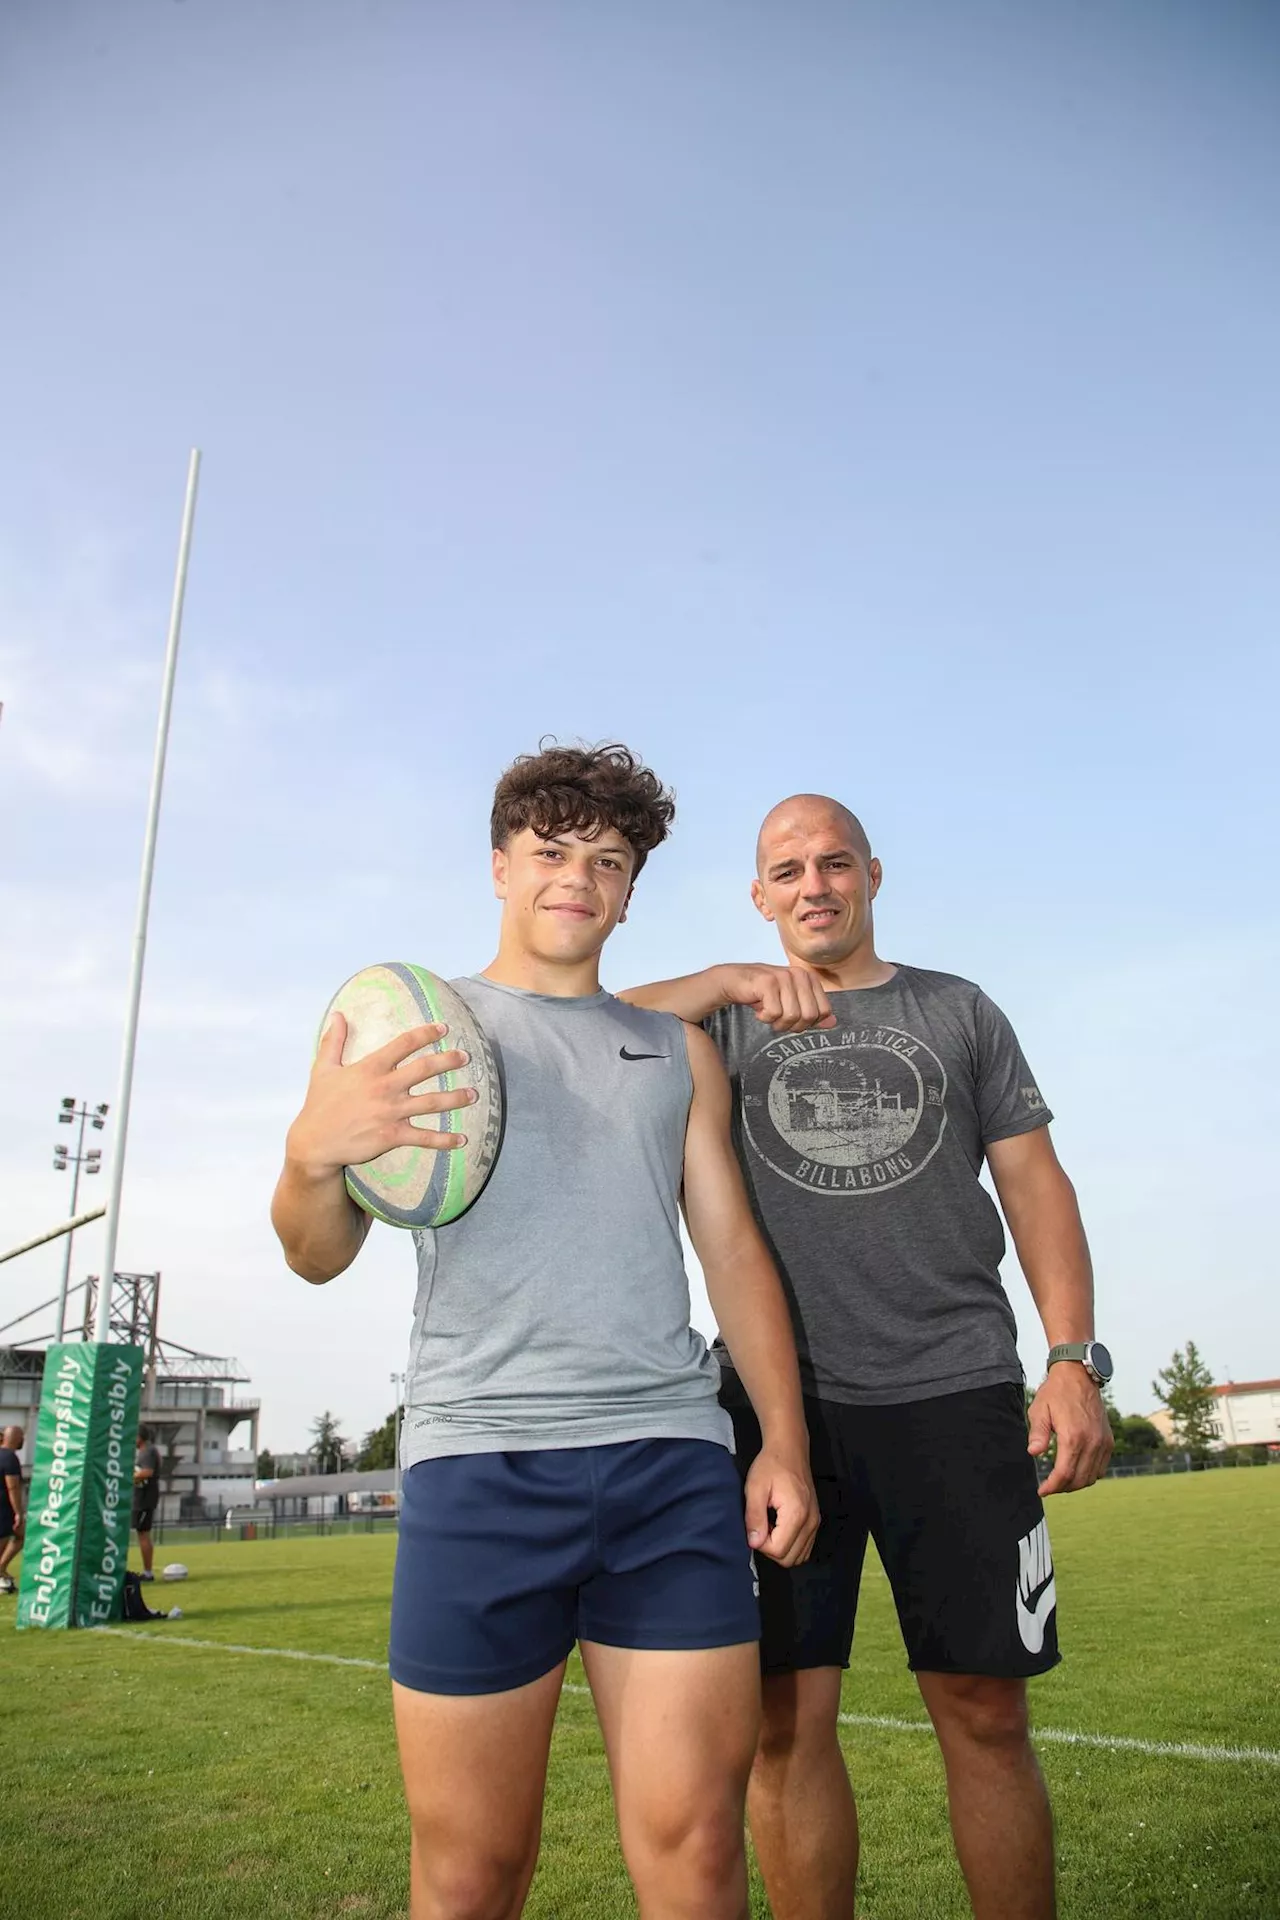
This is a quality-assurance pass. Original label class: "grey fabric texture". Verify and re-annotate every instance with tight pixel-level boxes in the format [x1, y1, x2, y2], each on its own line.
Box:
[706, 966, 1052, 1405]
[402, 976, 731, 1463]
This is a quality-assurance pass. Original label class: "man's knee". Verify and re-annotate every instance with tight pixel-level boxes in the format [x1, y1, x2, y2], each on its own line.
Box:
[755, 1668, 844, 1771]
[631, 1799, 745, 1895]
[922, 1673, 1031, 1751]
[409, 1831, 535, 1920]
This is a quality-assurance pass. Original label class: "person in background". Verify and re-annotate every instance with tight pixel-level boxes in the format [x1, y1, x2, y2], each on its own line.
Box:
[133, 1424, 162, 1580]
[0, 1425, 25, 1595]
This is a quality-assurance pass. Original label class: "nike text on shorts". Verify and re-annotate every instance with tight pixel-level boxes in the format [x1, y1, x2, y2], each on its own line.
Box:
[721, 1375, 1060, 1679]
[389, 1437, 761, 1696]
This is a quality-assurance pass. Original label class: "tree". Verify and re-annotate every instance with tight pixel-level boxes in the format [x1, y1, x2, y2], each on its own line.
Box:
[1151, 1342, 1218, 1456]
[1100, 1391, 1163, 1458]
[357, 1411, 397, 1472]
[256, 1447, 277, 1479]
[1116, 1415, 1163, 1455]
[310, 1410, 350, 1475]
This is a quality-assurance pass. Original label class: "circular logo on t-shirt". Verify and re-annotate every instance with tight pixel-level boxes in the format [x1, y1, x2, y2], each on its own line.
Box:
[741, 1023, 948, 1196]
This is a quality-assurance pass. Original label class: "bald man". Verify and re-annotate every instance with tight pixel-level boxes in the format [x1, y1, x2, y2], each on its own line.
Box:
[625, 796, 1111, 1920]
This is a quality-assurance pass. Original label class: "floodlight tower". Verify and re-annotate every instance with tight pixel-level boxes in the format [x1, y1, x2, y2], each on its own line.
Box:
[53, 1098, 110, 1341]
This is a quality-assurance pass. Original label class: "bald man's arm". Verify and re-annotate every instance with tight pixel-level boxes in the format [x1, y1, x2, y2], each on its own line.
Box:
[619, 964, 834, 1033]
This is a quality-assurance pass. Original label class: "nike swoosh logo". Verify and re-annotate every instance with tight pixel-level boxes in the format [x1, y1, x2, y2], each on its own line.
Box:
[1015, 1575, 1057, 1654]
[619, 1047, 668, 1061]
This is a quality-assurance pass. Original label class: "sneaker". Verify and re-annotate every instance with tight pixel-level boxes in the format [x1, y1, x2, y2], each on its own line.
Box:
[0, 1576, 15, 1594]
[138, 1571, 155, 1583]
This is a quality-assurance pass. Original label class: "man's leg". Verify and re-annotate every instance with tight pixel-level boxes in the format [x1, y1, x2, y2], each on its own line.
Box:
[393, 1662, 565, 1920]
[860, 1385, 1062, 1920]
[582, 1640, 759, 1920]
[135, 1514, 155, 1574]
[0, 1530, 17, 1589]
[748, 1666, 856, 1920]
[717, 1376, 866, 1920]
[916, 1672, 1054, 1920]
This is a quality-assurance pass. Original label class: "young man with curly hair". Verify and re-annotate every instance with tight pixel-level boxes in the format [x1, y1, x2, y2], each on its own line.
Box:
[272, 745, 816, 1920]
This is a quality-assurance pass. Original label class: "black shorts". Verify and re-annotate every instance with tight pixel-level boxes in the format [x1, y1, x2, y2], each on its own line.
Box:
[722, 1373, 1060, 1680]
[132, 1499, 157, 1535]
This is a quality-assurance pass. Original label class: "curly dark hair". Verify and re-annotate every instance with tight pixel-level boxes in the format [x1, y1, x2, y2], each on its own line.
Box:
[490, 742, 676, 880]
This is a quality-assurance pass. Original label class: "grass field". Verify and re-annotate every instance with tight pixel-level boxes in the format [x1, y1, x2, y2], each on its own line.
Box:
[5, 1468, 1278, 1920]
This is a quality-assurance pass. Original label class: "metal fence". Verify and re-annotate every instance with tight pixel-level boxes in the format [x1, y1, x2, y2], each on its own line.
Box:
[150, 1511, 402, 1545]
[1033, 1446, 1280, 1483]
[1100, 1448, 1280, 1480]
[146, 1447, 1280, 1542]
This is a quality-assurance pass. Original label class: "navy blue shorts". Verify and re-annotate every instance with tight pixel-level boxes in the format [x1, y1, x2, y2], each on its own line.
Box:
[389, 1438, 760, 1696]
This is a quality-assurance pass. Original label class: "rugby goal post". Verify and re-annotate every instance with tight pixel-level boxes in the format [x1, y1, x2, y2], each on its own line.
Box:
[0, 1207, 107, 1266]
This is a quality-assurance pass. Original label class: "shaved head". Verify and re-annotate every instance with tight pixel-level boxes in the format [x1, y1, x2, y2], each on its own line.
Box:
[751, 794, 883, 976]
[756, 795, 871, 875]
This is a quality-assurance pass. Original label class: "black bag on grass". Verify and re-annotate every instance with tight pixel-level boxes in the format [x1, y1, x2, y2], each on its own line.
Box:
[122, 1570, 164, 1622]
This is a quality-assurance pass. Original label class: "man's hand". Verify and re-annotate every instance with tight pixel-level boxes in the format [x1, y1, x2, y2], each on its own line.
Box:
[285, 1012, 476, 1178]
[715, 963, 836, 1034]
[1027, 1365, 1113, 1494]
[744, 1446, 819, 1566]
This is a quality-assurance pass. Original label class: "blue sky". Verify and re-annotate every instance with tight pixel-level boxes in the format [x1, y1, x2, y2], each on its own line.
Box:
[2, 1, 1277, 1451]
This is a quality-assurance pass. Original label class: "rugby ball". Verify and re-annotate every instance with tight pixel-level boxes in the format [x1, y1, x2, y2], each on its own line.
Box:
[162, 1563, 189, 1581]
[320, 962, 502, 1230]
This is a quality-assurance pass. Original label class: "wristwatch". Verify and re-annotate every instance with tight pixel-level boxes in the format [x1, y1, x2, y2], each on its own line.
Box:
[1047, 1341, 1113, 1387]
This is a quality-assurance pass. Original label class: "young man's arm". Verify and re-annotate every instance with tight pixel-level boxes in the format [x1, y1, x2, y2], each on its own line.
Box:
[271, 1014, 474, 1283]
[987, 1127, 1114, 1494]
[4, 1468, 22, 1535]
[621, 964, 835, 1034]
[680, 1023, 818, 1567]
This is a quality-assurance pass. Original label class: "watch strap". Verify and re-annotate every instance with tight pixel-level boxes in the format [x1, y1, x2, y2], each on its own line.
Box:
[1046, 1343, 1089, 1369]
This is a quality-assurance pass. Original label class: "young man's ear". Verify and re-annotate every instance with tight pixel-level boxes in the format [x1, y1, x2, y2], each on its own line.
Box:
[750, 878, 775, 923]
[618, 883, 635, 926]
[491, 846, 508, 900]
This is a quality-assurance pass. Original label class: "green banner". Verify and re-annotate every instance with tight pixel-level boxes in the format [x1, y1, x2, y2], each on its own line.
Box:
[75, 1346, 145, 1625]
[16, 1343, 145, 1631]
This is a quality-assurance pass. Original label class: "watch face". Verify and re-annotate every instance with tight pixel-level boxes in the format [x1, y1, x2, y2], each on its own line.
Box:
[1088, 1342, 1114, 1381]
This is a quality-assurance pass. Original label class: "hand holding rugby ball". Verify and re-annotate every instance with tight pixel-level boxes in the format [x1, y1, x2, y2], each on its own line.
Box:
[318, 964, 501, 1230]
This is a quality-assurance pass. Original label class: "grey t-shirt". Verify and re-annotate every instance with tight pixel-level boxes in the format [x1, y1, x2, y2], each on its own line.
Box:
[706, 965, 1052, 1405]
[134, 1443, 161, 1505]
[402, 977, 732, 1464]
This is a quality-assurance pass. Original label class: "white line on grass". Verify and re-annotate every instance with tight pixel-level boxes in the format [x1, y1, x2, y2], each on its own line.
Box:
[827, 1709, 1280, 1768]
[92, 1629, 1280, 1769]
[93, 1628, 386, 1671]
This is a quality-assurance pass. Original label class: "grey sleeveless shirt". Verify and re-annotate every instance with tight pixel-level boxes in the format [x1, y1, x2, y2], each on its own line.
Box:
[401, 976, 732, 1464]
